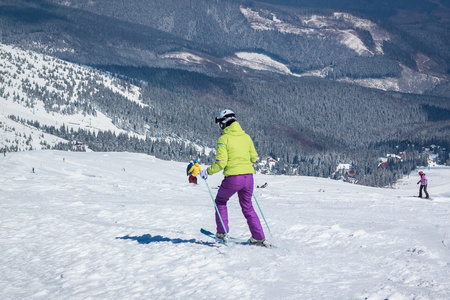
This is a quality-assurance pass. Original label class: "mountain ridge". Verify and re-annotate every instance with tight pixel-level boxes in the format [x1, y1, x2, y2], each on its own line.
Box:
[2, 0, 448, 85]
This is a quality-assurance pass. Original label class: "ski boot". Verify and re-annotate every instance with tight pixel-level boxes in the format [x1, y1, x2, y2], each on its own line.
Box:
[215, 233, 229, 244]
[248, 237, 272, 248]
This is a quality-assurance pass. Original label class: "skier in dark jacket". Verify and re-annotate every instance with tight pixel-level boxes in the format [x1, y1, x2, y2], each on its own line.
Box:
[187, 160, 194, 176]
[417, 171, 430, 199]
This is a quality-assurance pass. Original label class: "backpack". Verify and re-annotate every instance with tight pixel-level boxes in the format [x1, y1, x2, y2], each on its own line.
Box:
[186, 163, 194, 176]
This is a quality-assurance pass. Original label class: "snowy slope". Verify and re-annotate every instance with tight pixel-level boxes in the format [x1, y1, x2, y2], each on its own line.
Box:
[1, 150, 449, 299]
[0, 43, 145, 151]
[0, 43, 210, 153]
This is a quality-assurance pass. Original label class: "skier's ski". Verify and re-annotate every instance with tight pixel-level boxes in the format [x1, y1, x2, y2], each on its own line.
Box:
[411, 196, 433, 200]
[200, 228, 249, 246]
[201, 228, 228, 246]
[229, 236, 249, 245]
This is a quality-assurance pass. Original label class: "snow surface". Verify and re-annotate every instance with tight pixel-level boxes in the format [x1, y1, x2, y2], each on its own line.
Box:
[1, 150, 449, 299]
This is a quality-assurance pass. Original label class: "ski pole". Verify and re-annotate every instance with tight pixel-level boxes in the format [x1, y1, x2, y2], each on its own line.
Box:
[204, 179, 230, 243]
[252, 192, 273, 238]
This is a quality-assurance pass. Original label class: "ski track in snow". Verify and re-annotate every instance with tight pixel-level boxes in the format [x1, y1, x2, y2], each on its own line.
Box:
[1, 151, 449, 299]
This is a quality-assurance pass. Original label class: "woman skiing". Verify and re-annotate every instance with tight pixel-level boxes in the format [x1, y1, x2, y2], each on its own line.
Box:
[200, 109, 270, 247]
[417, 171, 430, 199]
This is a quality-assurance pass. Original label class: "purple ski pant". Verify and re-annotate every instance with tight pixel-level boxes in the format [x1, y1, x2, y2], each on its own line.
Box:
[215, 174, 265, 240]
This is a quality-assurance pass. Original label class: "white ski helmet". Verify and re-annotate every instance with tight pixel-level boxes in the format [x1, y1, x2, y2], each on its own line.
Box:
[215, 109, 236, 130]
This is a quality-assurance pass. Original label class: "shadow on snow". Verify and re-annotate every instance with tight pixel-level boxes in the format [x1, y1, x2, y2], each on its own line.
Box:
[116, 234, 217, 247]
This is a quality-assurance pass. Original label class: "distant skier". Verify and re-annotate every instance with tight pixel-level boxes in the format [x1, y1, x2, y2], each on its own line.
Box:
[417, 171, 430, 199]
[200, 109, 270, 247]
[187, 160, 201, 184]
[186, 160, 194, 176]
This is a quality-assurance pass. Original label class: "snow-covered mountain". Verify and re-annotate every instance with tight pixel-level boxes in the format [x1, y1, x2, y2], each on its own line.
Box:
[1, 150, 449, 299]
[0, 43, 146, 151]
[161, 6, 447, 94]
[3, 0, 449, 94]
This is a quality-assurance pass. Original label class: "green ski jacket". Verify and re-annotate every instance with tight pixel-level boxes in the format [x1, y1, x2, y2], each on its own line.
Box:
[207, 121, 258, 177]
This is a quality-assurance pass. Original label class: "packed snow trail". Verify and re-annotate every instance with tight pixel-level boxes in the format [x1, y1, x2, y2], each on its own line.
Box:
[1, 151, 449, 299]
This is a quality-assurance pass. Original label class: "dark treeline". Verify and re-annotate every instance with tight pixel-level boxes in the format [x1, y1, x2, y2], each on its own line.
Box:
[6, 116, 215, 164]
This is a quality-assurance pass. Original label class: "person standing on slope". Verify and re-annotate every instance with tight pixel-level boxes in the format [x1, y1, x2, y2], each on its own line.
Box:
[186, 160, 194, 182]
[417, 171, 430, 199]
[200, 109, 270, 247]
[187, 160, 202, 184]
